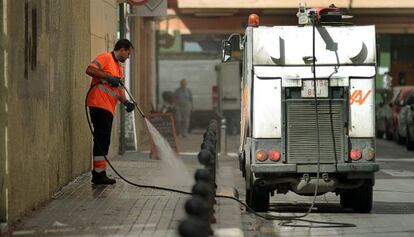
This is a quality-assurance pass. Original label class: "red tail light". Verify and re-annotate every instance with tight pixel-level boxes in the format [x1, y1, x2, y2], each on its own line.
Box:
[256, 150, 268, 162]
[350, 149, 362, 161]
[268, 149, 281, 162]
[367, 149, 375, 160]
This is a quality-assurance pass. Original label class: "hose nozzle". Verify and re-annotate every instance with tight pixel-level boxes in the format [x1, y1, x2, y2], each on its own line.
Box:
[120, 81, 145, 118]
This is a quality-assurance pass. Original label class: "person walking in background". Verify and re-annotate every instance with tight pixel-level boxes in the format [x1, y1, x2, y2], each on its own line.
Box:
[85, 39, 135, 185]
[174, 79, 193, 138]
[382, 72, 393, 89]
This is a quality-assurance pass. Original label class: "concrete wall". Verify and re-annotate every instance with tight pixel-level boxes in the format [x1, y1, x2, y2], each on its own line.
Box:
[1, 0, 152, 224]
[90, 0, 120, 157]
[6, 0, 91, 222]
[0, 0, 8, 225]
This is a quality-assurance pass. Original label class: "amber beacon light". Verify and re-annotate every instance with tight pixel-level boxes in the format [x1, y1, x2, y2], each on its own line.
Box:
[248, 14, 260, 27]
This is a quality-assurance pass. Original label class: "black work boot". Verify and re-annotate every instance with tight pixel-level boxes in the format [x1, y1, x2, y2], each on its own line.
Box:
[91, 170, 116, 185]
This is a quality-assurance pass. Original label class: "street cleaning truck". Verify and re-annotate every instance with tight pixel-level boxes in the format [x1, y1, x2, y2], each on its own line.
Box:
[222, 5, 379, 212]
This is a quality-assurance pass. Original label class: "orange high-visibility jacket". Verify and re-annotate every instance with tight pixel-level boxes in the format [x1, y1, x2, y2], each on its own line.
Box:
[87, 52, 126, 115]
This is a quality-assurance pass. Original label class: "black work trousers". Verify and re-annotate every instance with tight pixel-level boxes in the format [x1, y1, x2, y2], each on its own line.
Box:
[89, 107, 113, 156]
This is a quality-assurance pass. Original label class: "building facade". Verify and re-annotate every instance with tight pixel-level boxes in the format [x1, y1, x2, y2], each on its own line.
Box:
[160, 0, 414, 88]
[0, 0, 155, 228]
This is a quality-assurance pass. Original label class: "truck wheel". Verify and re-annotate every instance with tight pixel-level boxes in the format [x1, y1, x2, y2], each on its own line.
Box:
[386, 121, 393, 140]
[249, 186, 270, 212]
[376, 130, 383, 139]
[245, 188, 252, 207]
[395, 126, 405, 144]
[350, 181, 373, 213]
[239, 153, 246, 177]
[245, 168, 253, 208]
[339, 191, 352, 209]
[386, 131, 393, 140]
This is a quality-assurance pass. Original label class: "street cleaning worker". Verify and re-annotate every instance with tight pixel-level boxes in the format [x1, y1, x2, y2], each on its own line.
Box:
[85, 39, 135, 185]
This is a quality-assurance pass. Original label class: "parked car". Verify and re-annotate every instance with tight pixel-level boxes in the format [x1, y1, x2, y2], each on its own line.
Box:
[375, 88, 393, 139]
[404, 95, 414, 150]
[397, 91, 414, 143]
[378, 86, 404, 140]
[392, 87, 414, 143]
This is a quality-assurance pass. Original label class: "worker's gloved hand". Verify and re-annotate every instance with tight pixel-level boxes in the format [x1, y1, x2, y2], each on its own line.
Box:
[106, 76, 121, 87]
[124, 101, 135, 112]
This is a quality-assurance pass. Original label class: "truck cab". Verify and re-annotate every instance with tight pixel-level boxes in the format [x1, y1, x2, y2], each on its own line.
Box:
[222, 7, 379, 213]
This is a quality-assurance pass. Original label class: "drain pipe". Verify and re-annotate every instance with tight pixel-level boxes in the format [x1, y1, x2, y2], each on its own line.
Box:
[220, 118, 227, 155]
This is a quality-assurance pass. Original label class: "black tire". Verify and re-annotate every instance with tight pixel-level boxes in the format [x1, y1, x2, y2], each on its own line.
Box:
[406, 127, 414, 150]
[376, 131, 384, 139]
[395, 125, 405, 144]
[385, 120, 393, 140]
[249, 186, 270, 212]
[239, 154, 246, 177]
[339, 191, 352, 209]
[350, 181, 373, 213]
[386, 132, 393, 140]
[245, 188, 252, 207]
[245, 169, 252, 208]
[394, 127, 400, 143]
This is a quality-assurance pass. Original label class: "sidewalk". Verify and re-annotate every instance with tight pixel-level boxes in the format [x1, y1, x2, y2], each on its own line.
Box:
[8, 131, 245, 237]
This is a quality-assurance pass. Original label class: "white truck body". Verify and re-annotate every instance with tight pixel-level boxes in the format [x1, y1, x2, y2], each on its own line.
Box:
[246, 26, 376, 140]
[229, 23, 380, 213]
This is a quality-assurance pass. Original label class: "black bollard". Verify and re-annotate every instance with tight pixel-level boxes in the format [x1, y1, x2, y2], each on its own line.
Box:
[192, 181, 213, 200]
[197, 149, 212, 167]
[200, 140, 215, 155]
[185, 197, 216, 231]
[192, 181, 216, 225]
[203, 129, 216, 140]
[209, 120, 218, 129]
[199, 142, 217, 190]
[207, 123, 217, 133]
[203, 133, 217, 145]
[194, 168, 212, 184]
[195, 168, 216, 203]
[178, 217, 209, 237]
[185, 197, 210, 220]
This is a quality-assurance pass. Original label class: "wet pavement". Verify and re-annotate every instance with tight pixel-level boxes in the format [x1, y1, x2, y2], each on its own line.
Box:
[8, 130, 244, 237]
[7, 132, 414, 237]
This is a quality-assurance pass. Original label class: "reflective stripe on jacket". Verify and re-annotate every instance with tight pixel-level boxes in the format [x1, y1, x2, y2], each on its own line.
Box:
[87, 52, 125, 115]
